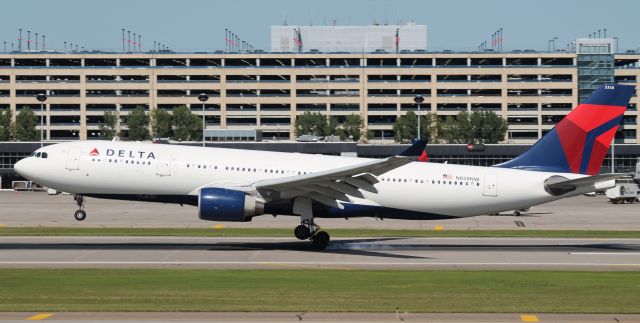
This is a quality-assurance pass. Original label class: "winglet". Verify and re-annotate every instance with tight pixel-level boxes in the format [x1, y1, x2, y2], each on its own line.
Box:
[398, 139, 428, 158]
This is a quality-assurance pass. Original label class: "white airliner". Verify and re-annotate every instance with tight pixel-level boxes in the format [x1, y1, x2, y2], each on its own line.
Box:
[14, 85, 635, 249]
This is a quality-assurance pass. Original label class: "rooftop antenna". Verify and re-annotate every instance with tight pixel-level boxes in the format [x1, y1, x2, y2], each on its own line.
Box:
[27, 30, 31, 51]
[18, 28, 22, 52]
[42, 35, 45, 51]
[35, 32, 38, 51]
[384, 0, 389, 25]
[283, 13, 288, 26]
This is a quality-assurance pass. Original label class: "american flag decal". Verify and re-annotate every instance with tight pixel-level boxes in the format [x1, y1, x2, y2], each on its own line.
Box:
[442, 174, 452, 180]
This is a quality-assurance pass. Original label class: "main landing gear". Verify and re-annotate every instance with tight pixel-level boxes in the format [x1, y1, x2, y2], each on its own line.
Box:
[294, 219, 331, 250]
[73, 195, 86, 221]
[293, 197, 331, 250]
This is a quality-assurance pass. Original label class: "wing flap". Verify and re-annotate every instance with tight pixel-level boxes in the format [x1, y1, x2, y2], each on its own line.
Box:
[254, 156, 413, 207]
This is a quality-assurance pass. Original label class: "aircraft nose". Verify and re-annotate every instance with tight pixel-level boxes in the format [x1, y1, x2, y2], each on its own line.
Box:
[14, 158, 27, 177]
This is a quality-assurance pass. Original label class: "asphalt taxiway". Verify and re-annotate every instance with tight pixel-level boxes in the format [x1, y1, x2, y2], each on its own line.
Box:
[0, 236, 638, 270]
[1, 192, 638, 230]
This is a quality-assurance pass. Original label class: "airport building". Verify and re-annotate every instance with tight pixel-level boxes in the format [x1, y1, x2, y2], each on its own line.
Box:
[0, 36, 638, 144]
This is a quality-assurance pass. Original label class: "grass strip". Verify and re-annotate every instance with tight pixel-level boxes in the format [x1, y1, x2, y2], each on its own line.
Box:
[0, 269, 638, 313]
[0, 227, 639, 238]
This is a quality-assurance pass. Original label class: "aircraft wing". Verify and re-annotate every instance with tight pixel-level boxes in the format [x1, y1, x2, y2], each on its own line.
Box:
[252, 156, 413, 208]
[544, 173, 628, 196]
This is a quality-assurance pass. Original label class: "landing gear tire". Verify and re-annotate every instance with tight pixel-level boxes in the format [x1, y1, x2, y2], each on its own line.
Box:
[73, 195, 86, 221]
[294, 225, 311, 240]
[74, 210, 86, 221]
[311, 231, 330, 250]
[513, 210, 521, 216]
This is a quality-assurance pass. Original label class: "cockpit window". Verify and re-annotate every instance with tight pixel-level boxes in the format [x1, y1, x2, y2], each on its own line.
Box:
[41, 152, 48, 159]
[35, 152, 41, 158]
[30, 152, 36, 157]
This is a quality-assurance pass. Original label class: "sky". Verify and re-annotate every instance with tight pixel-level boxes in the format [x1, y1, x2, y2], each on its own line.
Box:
[1, 0, 639, 52]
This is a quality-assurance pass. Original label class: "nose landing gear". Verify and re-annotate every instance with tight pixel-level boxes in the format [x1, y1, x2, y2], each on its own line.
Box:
[73, 195, 86, 221]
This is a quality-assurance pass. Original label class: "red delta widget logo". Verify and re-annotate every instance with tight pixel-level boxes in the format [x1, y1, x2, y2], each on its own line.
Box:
[89, 148, 100, 156]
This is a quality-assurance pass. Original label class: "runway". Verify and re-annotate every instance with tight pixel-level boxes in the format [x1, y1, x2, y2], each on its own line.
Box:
[0, 236, 638, 270]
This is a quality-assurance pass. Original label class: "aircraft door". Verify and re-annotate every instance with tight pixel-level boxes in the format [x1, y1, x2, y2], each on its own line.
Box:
[65, 149, 81, 170]
[156, 155, 172, 176]
[482, 174, 497, 197]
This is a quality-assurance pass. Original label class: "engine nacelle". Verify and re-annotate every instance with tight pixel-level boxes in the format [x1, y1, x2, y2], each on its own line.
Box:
[198, 188, 264, 222]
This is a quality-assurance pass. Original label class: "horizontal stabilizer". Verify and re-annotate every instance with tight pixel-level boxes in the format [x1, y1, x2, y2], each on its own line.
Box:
[544, 173, 628, 196]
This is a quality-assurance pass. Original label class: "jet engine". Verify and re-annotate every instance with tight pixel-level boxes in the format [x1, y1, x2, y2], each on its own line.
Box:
[198, 188, 264, 222]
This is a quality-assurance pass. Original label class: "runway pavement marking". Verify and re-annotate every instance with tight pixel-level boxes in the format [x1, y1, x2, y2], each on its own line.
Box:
[570, 252, 640, 255]
[25, 313, 53, 320]
[434, 225, 444, 231]
[213, 224, 225, 229]
[520, 314, 539, 322]
[0, 224, 5, 228]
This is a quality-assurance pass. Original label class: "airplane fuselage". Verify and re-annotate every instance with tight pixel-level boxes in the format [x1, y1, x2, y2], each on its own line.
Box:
[16, 141, 584, 220]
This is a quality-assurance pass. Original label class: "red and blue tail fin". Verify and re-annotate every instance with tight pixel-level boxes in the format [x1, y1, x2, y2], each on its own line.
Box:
[399, 139, 428, 159]
[496, 84, 635, 175]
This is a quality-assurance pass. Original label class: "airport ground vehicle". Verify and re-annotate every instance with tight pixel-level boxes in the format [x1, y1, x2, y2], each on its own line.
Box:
[13, 85, 635, 249]
[606, 178, 639, 204]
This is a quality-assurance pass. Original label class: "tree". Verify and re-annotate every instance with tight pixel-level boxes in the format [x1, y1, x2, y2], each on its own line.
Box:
[392, 111, 438, 142]
[126, 106, 150, 141]
[438, 111, 507, 144]
[99, 111, 118, 140]
[293, 111, 328, 137]
[438, 112, 474, 144]
[171, 105, 202, 141]
[326, 116, 338, 137]
[14, 107, 38, 141]
[420, 113, 438, 142]
[0, 109, 13, 141]
[151, 108, 173, 139]
[470, 111, 508, 143]
[341, 114, 365, 142]
[393, 111, 417, 142]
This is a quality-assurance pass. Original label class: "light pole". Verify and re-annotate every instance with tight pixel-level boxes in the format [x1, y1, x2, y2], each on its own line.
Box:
[197, 93, 209, 147]
[36, 93, 47, 147]
[413, 95, 424, 140]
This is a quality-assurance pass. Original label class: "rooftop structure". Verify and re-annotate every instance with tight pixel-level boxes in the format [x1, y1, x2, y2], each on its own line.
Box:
[270, 24, 427, 53]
